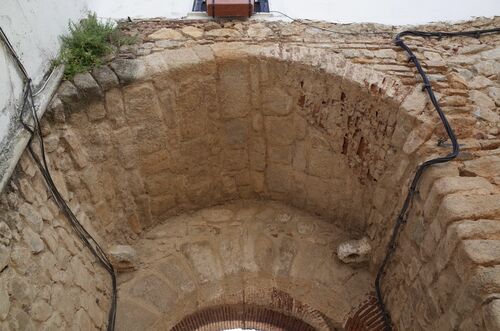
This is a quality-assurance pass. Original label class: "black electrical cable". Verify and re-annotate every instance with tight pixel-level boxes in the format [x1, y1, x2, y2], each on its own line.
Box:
[374, 27, 500, 331]
[269, 9, 500, 331]
[1, 26, 117, 331]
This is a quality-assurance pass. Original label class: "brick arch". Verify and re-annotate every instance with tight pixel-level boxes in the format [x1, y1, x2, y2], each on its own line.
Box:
[171, 304, 319, 331]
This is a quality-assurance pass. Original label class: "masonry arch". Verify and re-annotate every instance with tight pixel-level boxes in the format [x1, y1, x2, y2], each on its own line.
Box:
[50, 44, 430, 330]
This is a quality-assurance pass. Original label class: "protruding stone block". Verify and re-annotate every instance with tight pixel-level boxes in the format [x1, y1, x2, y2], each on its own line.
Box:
[337, 237, 371, 264]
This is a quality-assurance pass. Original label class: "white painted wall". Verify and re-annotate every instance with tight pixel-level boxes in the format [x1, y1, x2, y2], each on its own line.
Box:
[0, 0, 88, 190]
[89, 0, 500, 25]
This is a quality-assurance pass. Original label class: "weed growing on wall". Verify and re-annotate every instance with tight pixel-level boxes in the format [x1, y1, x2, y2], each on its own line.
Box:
[55, 12, 136, 79]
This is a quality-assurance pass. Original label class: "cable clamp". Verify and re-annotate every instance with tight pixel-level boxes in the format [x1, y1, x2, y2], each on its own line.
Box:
[421, 83, 431, 92]
[407, 54, 417, 63]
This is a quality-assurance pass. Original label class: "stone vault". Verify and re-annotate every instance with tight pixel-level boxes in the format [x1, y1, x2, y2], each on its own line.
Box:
[0, 17, 499, 330]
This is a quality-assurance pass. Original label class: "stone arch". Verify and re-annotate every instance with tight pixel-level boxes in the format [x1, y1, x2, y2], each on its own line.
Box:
[55, 43, 425, 240]
[49, 43, 432, 330]
[115, 201, 373, 330]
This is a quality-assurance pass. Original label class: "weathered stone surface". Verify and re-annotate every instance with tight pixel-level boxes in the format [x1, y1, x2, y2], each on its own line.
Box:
[480, 47, 500, 60]
[57, 81, 79, 104]
[73, 72, 102, 97]
[148, 28, 184, 40]
[110, 58, 146, 83]
[181, 26, 204, 39]
[206, 28, 241, 38]
[22, 227, 44, 253]
[109, 245, 137, 271]
[18, 203, 43, 233]
[474, 60, 500, 77]
[262, 87, 292, 116]
[129, 274, 177, 312]
[0, 283, 9, 320]
[401, 86, 427, 112]
[488, 86, 500, 105]
[247, 25, 273, 39]
[0, 245, 10, 271]
[1, 16, 500, 331]
[92, 65, 119, 90]
[483, 298, 500, 331]
[462, 155, 500, 179]
[337, 237, 371, 264]
[116, 299, 159, 331]
[462, 240, 500, 265]
[0, 222, 12, 246]
[86, 102, 107, 122]
[31, 299, 53, 322]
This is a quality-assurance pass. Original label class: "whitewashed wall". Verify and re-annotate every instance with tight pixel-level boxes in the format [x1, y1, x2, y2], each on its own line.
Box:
[90, 0, 500, 24]
[0, 0, 88, 190]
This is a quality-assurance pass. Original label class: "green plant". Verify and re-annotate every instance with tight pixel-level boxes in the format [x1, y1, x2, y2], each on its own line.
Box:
[55, 12, 136, 79]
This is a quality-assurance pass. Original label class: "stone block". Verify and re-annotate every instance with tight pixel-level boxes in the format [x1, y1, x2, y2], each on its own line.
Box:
[129, 273, 178, 312]
[31, 299, 53, 322]
[105, 88, 126, 127]
[181, 26, 204, 39]
[180, 110, 207, 141]
[110, 58, 146, 84]
[116, 299, 159, 331]
[18, 203, 43, 233]
[57, 81, 79, 104]
[401, 86, 427, 113]
[148, 28, 185, 40]
[307, 148, 334, 179]
[22, 227, 44, 253]
[268, 145, 292, 165]
[264, 115, 295, 145]
[424, 176, 494, 218]
[181, 241, 223, 283]
[461, 240, 500, 265]
[223, 149, 248, 171]
[483, 299, 500, 331]
[86, 102, 106, 122]
[73, 72, 102, 98]
[273, 237, 297, 276]
[123, 83, 163, 124]
[92, 65, 119, 90]
[262, 87, 292, 116]
[156, 258, 196, 293]
[109, 245, 138, 271]
[436, 193, 500, 226]
[0, 282, 9, 321]
[266, 164, 292, 193]
[337, 237, 371, 264]
[61, 131, 88, 168]
[218, 60, 251, 118]
[224, 118, 249, 148]
[462, 155, 500, 179]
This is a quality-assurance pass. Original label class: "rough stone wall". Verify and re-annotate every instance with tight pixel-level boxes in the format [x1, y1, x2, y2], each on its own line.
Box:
[49, 53, 412, 244]
[115, 201, 373, 330]
[0, 154, 111, 330]
[0, 16, 498, 330]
